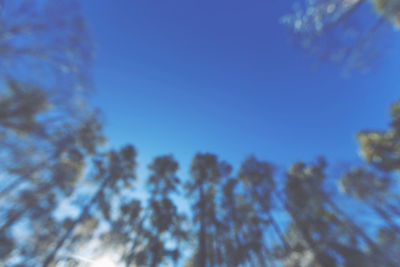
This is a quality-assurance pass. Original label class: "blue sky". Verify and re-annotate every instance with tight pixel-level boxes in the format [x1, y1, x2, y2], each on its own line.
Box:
[81, 0, 400, 179]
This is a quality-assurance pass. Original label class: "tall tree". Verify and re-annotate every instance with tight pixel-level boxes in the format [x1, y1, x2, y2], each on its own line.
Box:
[0, 1, 98, 265]
[339, 168, 400, 236]
[281, 158, 380, 267]
[42, 145, 137, 266]
[237, 156, 289, 266]
[0, 81, 105, 265]
[146, 155, 187, 267]
[185, 153, 229, 267]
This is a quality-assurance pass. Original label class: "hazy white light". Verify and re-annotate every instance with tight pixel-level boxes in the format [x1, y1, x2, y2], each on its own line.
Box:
[90, 257, 116, 267]
[326, 4, 336, 14]
[295, 20, 302, 29]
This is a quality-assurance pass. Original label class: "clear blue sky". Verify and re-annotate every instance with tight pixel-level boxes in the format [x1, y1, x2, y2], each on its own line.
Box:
[81, 0, 400, 178]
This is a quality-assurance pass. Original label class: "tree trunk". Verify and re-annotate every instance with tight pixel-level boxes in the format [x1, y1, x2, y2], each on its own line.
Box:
[267, 211, 291, 253]
[372, 203, 400, 235]
[274, 191, 327, 267]
[325, 195, 397, 266]
[198, 183, 207, 267]
[43, 176, 109, 266]
[0, 208, 25, 235]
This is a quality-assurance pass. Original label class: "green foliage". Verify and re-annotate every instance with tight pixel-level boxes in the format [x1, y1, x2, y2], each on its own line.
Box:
[339, 168, 391, 200]
[373, 0, 400, 27]
[358, 100, 400, 172]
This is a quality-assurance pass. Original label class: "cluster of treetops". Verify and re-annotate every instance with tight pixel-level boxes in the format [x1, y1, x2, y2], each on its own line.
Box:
[2, 0, 400, 266]
[1, 78, 400, 267]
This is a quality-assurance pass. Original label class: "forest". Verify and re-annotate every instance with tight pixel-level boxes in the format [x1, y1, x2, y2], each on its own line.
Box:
[1, 0, 400, 266]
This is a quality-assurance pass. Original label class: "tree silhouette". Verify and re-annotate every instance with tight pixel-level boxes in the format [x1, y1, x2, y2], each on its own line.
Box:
[42, 145, 137, 266]
[236, 156, 289, 266]
[0, 81, 105, 265]
[0, 1, 100, 265]
[146, 155, 187, 267]
[118, 155, 188, 267]
[185, 153, 229, 267]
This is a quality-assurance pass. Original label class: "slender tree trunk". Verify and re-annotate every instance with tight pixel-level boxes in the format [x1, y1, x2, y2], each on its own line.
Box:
[125, 218, 145, 267]
[209, 234, 215, 267]
[0, 161, 47, 199]
[215, 222, 224, 266]
[372, 203, 400, 235]
[306, 0, 367, 49]
[266, 211, 291, 252]
[0, 177, 25, 199]
[150, 228, 161, 267]
[256, 249, 269, 267]
[0, 185, 50, 234]
[322, 0, 367, 34]
[274, 192, 327, 267]
[230, 194, 241, 267]
[342, 16, 385, 60]
[0, 208, 25, 235]
[387, 202, 400, 217]
[198, 183, 207, 267]
[150, 242, 159, 267]
[326, 196, 378, 248]
[43, 176, 109, 267]
[325, 195, 397, 266]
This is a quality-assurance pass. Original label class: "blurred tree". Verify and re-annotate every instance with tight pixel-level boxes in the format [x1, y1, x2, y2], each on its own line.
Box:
[358, 100, 400, 172]
[236, 156, 290, 265]
[0, 0, 93, 92]
[281, 0, 399, 73]
[42, 145, 137, 266]
[376, 227, 400, 261]
[339, 168, 400, 236]
[373, 0, 400, 27]
[0, 81, 105, 265]
[119, 155, 187, 267]
[353, 99, 400, 228]
[145, 155, 187, 267]
[219, 178, 262, 267]
[282, 159, 337, 267]
[333, 99, 400, 265]
[0, 0, 101, 265]
[185, 153, 229, 267]
[281, 158, 380, 267]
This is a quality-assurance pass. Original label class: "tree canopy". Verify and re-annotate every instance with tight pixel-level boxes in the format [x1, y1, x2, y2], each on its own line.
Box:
[281, 0, 400, 73]
[1, 0, 400, 266]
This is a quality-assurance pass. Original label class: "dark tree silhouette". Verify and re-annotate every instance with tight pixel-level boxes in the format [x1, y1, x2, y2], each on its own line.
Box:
[185, 153, 229, 267]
